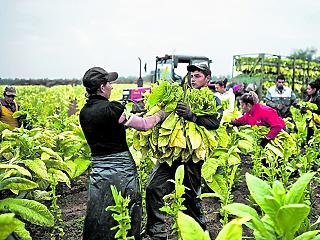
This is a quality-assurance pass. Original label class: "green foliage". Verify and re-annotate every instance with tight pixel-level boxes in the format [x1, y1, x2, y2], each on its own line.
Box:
[177, 211, 211, 240]
[0, 198, 54, 227]
[215, 216, 250, 240]
[106, 185, 134, 240]
[224, 172, 319, 240]
[160, 165, 187, 235]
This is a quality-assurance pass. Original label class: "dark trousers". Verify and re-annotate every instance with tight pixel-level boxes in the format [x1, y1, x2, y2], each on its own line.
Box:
[145, 160, 205, 239]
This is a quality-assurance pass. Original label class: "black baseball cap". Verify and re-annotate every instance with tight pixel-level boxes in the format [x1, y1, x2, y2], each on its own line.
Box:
[187, 64, 211, 76]
[82, 67, 118, 90]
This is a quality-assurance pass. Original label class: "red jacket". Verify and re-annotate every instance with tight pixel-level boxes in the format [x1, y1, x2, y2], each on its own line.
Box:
[232, 103, 286, 139]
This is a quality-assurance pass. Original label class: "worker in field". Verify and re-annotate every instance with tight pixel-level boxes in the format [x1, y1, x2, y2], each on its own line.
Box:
[0, 86, 20, 129]
[145, 64, 223, 239]
[301, 78, 320, 143]
[79, 66, 168, 240]
[214, 78, 236, 114]
[265, 74, 300, 130]
[230, 91, 286, 148]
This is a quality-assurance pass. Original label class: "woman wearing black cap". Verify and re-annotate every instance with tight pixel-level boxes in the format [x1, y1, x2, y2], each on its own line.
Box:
[79, 67, 167, 240]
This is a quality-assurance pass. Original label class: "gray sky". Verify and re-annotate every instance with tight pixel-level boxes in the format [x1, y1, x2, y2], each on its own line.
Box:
[1, 0, 319, 79]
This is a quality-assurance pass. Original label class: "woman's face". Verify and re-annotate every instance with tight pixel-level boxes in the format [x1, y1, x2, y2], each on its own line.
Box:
[239, 100, 252, 113]
[214, 84, 225, 94]
[306, 85, 317, 96]
[100, 82, 113, 99]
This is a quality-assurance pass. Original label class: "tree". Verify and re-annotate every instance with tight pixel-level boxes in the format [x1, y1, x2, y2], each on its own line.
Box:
[290, 47, 319, 61]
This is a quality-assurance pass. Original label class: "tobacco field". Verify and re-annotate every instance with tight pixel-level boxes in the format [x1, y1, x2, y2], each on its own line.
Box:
[0, 83, 320, 240]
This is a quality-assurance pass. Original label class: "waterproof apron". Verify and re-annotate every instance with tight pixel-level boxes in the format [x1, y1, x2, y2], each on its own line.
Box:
[83, 151, 142, 240]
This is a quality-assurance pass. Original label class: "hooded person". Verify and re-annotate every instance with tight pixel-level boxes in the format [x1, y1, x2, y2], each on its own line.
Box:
[0, 86, 20, 128]
[79, 67, 168, 240]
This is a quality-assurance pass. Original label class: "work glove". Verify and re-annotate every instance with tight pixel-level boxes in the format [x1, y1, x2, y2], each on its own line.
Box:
[300, 106, 308, 114]
[260, 137, 270, 148]
[175, 102, 197, 122]
[230, 121, 241, 126]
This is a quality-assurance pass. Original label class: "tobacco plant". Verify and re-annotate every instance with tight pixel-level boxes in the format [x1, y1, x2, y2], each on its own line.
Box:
[224, 172, 320, 240]
[160, 165, 187, 237]
[106, 185, 134, 240]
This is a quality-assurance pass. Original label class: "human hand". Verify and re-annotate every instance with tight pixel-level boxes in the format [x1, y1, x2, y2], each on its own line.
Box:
[175, 102, 196, 122]
[300, 106, 308, 114]
[260, 137, 270, 148]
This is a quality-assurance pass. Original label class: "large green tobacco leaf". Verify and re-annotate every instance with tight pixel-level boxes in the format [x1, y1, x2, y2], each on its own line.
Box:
[43, 159, 72, 177]
[293, 231, 320, 240]
[161, 112, 179, 130]
[216, 217, 250, 240]
[48, 168, 71, 187]
[206, 174, 228, 202]
[246, 173, 272, 212]
[177, 211, 211, 240]
[40, 146, 63, 161]
[11, 218, 32, 240]
[0, 213, 17, 240]
[266, 144, 283, 158]
[23, 159, 49, 180]
[0, 177, 38, 191]
[223, 203, 274, 239]
[271, 181, 286, 205]
[201, 157, 224, 182]
[66, 158, 91, 179]
[0, 198, 54, 227]
[188, 122, 202, 149]
[277, 204, 310, 239]
[0, 164, 32, 178]
[285, 172, 315, 204]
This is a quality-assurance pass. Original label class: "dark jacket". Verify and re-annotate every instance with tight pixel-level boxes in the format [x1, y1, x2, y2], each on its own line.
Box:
[79, 95, 128, 156]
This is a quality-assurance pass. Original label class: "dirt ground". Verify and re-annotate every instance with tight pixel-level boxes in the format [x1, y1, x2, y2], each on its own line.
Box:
[29, 156, 320, 240]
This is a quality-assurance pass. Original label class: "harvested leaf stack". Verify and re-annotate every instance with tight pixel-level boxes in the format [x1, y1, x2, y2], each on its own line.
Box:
[132, 81, 222, 166]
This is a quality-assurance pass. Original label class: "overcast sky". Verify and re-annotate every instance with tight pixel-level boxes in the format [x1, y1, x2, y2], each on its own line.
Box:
[1, 0, 319, 79]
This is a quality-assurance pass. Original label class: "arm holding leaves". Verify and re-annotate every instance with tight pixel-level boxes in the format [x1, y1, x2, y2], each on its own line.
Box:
[118, 110, 168, 131]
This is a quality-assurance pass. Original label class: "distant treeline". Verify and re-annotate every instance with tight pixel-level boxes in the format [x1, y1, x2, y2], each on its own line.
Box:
[0, 75, 153, 86]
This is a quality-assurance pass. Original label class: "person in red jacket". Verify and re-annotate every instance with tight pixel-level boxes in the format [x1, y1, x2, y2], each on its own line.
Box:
[230, 91, 286, 148]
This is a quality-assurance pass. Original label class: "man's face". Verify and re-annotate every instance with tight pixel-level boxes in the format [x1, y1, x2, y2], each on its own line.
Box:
[276, 79, 285, 89]
[191, 70, 209, 89]
[4, 95, 15, 104]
